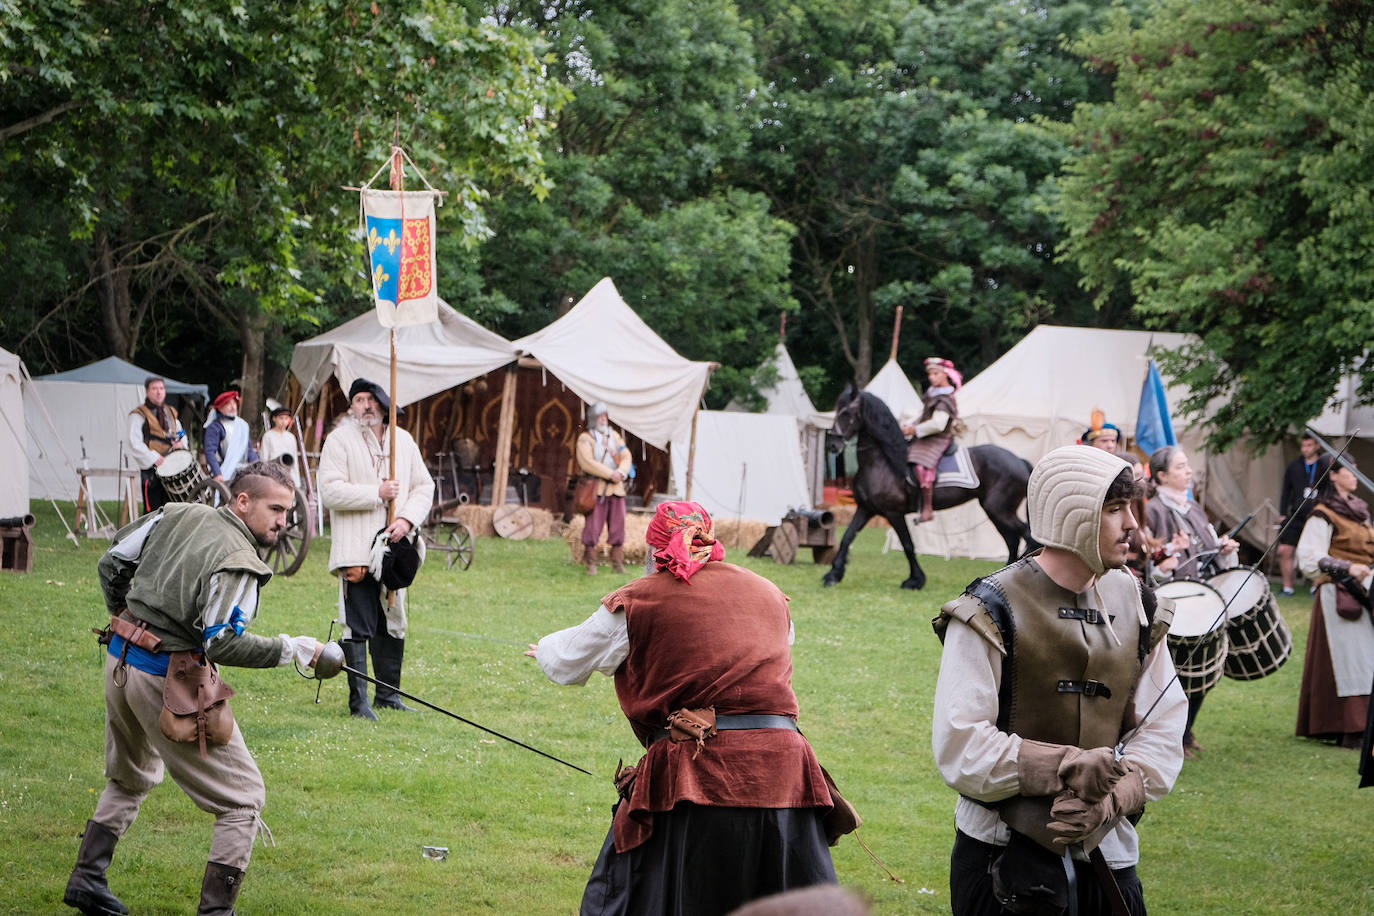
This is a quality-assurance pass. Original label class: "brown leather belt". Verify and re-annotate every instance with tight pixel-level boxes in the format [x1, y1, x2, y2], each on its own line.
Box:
[108, 611, 163, 652]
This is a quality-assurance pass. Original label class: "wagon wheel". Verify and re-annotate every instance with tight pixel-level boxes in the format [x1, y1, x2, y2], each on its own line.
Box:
[768, 521, 799, 565]
[443, 522, 475, 570]
[811, 545, 838, 565]
[193, 477, 232, 508]
[261, 487, 312, 576]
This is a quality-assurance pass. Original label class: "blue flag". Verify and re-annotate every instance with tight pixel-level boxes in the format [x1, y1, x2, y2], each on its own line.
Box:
[1136, 359, 1177, 456]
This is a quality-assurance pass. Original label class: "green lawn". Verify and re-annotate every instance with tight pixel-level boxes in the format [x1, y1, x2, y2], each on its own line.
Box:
[1, 502, 1370, 914]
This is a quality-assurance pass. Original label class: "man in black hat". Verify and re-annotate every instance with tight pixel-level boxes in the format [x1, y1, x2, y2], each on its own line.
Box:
[318, 378, 434, 719]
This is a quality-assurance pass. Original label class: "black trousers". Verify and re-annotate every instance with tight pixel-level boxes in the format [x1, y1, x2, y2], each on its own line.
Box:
[140, 467, 168, 512]
[950, 830, 1146, 916]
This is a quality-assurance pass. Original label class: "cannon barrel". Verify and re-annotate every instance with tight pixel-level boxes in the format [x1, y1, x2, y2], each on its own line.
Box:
[0, 514, 36, 529]
[275, 452, 295, 468]
[786, 507, 835, 529]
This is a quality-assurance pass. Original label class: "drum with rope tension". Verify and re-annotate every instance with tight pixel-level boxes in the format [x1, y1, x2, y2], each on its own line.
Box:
[1208, 566, 1293, 681]
[1158, 578, 1229, 696]
[155, 450, 207, 502]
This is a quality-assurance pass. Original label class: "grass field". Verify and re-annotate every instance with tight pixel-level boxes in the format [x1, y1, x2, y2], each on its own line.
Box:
[1, 501, 1371, 914]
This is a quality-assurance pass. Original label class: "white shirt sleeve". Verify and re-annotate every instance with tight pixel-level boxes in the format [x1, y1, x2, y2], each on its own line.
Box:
[534, 605, 629, 686]
[932, 619, 1022, 802]
[1297, 516, 1334, 579]
[914, 409, 951, 438]
[127, 413, 160, 469]
[1119, 641, 1187, 801]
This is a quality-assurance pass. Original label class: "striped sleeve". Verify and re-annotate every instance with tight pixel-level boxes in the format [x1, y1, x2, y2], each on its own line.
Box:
[201, 570, 284, 668]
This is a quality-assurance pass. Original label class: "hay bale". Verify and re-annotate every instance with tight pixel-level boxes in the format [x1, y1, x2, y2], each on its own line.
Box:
[564, 513, 770, 566]
[446, 504, 557, 540]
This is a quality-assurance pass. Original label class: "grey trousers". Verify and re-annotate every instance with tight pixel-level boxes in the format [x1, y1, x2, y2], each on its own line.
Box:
[91, 654, 266, 868]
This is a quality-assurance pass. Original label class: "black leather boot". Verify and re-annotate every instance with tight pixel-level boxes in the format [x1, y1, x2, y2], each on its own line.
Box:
[342, 640, 378, 720]
[63, 820, 129, 916]
[197, 861, 244, 915]
[371, 633, 414, 711]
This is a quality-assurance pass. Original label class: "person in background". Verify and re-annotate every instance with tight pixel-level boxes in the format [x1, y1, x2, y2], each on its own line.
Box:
[900, 357, 962, 523]
[318, 378, 433, 720]
[127, 376, 187, 512]
[1295, 458, 1374, 748]
[932, 445, 1183, 916]
[576, 401, 633, 575]
[1145, 445, 1238, 758]
[1081, 415, 1123, 455]
[63, 461, 323, 916]
[527, 501, 839, 915]
[259, 405, 301, 488]
[1278, 432, 1329, 596]
[203, 390, 259, 482]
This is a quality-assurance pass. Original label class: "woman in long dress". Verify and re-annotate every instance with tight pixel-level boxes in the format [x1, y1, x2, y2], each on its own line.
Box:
[1295, 458, 1374, 747]
[1145, 446, 1240, 758]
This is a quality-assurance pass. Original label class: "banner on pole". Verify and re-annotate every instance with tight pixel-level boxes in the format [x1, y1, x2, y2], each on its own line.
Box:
[1135, 358, 1177, 457]
[361, 189, 441, 327]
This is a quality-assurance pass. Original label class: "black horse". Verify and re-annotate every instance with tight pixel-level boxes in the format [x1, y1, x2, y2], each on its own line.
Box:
[823, 383, 1035, 590]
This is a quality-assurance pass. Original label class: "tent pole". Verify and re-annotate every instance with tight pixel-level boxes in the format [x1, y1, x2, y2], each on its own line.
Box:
[889, 305, 904, 363]
[685, 408, 700, 501]
[491, 364, 518, 506]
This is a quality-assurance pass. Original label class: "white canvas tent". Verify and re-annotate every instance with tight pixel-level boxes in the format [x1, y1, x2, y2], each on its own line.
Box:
[939, 325, 1285, 558]
[512, 278, 715, 499]
[26, 360, 208, 502]
[290, 300, 518, 408]
[0, 347, 28, 517]
[726, 342, 831, 507]
[864, 358, 923, 421]
[687, 411, 811, 524]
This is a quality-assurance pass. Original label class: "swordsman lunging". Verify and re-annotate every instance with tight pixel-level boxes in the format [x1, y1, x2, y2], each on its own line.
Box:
[64, 460, 326, 916]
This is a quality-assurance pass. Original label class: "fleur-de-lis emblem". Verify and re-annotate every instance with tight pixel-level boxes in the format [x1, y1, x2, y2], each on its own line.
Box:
[372, 263, 390, 291]
[369, 226, 402, 256]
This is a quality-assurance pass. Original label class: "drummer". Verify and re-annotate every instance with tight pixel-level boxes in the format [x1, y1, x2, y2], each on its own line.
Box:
[1145, 446, 1240, 759]
[127, 376, 188, 512]
[1294, 458, 1374, 748]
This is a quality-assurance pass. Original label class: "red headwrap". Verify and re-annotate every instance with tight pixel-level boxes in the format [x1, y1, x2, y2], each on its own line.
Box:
[646, 501, 725, 582]
[924, 357, 963, 391]
[211, 390, 240, 411]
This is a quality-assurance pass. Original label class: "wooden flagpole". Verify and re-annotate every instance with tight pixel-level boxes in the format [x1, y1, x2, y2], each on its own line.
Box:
[386, 130, 403, 608]
[889, 304, 904, 363]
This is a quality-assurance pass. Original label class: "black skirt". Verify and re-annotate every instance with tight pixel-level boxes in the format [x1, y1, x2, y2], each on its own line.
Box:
[581, 803, 837, 916]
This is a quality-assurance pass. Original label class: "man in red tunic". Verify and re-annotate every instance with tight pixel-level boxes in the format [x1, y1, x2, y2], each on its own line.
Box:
[527, 501, 838, 915]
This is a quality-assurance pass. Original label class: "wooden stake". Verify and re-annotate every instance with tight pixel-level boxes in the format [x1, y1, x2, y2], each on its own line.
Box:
[889, 305, 904, 363]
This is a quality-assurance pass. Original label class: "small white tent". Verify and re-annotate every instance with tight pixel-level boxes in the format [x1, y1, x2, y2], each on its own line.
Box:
[512, 278, 715, 498]
[864, 358, 923, 420]
[687, 411, 811, 524]
[26, 359, 208, 502]
[726, 341, 831, 507]
[0, 347, 28, 517]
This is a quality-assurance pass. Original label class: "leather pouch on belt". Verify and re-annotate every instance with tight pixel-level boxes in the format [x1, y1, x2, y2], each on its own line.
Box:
[159, 651, 237, 759]
[666, 707, 717, 758]
[819, 765, 862, 846]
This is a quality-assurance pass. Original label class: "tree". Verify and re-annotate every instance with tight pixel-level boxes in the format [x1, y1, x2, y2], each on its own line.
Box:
[1, 0, 561, 428]
[473, 0, 797, 407]
[1054, 0, 1374, 448]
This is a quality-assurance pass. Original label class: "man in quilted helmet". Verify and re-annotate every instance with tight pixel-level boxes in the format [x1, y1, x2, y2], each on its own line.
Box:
[931, 445, 1187, 915]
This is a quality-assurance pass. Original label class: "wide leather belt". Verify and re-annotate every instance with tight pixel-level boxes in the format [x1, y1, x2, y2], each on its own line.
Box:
[652, 713, 799, 744]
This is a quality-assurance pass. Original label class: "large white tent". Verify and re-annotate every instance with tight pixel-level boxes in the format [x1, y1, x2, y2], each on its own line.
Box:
[512, 278, 715, 499]
[0, 347, 28, 517]
[939, 325, 1285, 558]
[290, 300, 518, 408]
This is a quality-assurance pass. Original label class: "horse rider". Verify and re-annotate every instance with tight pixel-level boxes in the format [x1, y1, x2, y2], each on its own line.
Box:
[900, 357, 962, 523]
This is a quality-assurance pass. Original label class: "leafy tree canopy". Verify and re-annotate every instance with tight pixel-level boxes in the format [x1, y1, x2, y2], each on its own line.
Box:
[1055, 0, 1374, 448]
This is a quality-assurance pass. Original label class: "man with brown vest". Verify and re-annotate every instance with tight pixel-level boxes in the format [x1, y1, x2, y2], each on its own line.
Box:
[127, 376, 187, 511]
[932, 446, 1186, 916]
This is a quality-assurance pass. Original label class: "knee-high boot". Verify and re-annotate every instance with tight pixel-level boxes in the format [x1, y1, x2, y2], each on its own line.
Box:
[610, 545, 626, 575]
[342, 640, 378, 721]
[371, 632, 414, 711]
[63, 820, 128, 916]
[583, 544, 598, 575]
[197, 861, 244, 916]
[919, 486, 935, 523]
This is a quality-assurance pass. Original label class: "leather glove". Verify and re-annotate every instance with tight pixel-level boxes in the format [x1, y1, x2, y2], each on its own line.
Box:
[1047, 766, 1147, 847]
[1018, 739, 1127, 803]
[278, 634, 323, 668]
